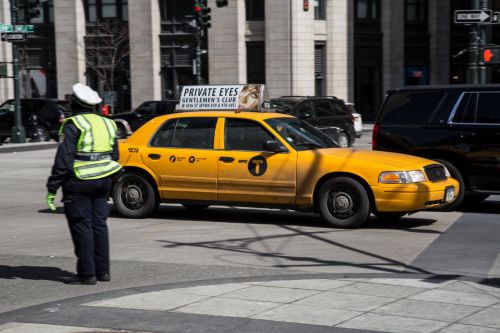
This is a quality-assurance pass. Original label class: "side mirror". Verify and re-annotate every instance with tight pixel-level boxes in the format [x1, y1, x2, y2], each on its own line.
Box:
[263, 140, 287, 153]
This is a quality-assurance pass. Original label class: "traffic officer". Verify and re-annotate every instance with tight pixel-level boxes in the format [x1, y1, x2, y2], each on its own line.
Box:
[46, 83, 121, 285]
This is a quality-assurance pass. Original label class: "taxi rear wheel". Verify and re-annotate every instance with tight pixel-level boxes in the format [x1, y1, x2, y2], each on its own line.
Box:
[318, 177, 370, 228]
[112, 172, 158, 218]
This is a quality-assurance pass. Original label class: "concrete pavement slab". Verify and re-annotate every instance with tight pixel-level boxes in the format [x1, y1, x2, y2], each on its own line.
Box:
[409, 289, 499, 307]
[460, 308, 500, 328]
[173, 297, 281, 317]
[439, 323, 500, 333]
[160, 283, 250, 296]
[295, 290, 396, 311]
[337, 313, 449, 333]
[373, 299, 480, 322]
[333, 282, 425, 298]
[365, 278, 453, 289]
[244, 278, 355, 290]
[221, 285, 320, 303]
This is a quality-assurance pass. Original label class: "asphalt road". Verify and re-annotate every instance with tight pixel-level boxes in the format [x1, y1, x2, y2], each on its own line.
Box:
[1, 135, 499, 325]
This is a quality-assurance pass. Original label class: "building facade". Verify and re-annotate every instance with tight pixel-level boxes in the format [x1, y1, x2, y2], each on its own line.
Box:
[0, 0, 498, 119]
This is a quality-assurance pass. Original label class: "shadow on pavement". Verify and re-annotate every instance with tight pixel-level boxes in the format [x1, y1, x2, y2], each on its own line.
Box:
[0, 265, 72, 282]
[37, 207, 65, 214]
[117, 205, 440, 232]
[458, 199, 500, 215]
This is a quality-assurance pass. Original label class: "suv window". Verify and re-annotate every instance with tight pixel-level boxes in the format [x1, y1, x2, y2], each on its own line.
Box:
[477, 92, 500, 124]
[312, 100, 334, 117]
[380, 91, 447, 124]
[296, 102, 312, 119]
[0, 100, 14, 113]
[225, 118, 274, 151]
[137, 102, 154, 116]
[155, 103, 173, 115]
[150, 117, 216, 149]
[452, 93, 476, 123]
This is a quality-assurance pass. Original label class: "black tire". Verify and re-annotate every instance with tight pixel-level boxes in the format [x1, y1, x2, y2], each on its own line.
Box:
[433, 159, 465, 211]
[182, 204, 210, 210]
[30, 125, 50, 142]
[317, 177, 370, 228]
[373, 211, 407, 220]
[112, 172, 158, 218]
[337, 132, 349, 148]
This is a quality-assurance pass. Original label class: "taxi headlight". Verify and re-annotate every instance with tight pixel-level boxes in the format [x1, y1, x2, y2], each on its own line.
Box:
[379, 171, 426, 184]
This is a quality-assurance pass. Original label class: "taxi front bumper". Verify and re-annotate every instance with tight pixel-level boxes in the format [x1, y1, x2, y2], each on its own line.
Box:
[371, 178, 460, 212]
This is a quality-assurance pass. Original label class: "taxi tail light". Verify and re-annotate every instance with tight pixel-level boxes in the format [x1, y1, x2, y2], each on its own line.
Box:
[372, 123, 380, 149]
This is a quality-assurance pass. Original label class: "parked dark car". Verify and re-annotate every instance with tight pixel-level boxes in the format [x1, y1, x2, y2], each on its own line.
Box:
[107, 100, 178, 138]
[373, 84, 500, 209]
[271, 96, 356, 147]
[0, 98, 69, 142]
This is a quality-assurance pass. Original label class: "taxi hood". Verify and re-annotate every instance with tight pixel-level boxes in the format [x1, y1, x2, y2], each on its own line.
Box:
[311, 148, 439, 170]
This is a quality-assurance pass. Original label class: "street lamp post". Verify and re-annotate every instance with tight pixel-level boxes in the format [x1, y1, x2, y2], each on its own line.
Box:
[10, 0, 26, 143]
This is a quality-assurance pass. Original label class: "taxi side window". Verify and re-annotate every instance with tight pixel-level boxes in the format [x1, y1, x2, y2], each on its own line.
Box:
[225, 118, 274, 151]
[151, 117, 216, 149]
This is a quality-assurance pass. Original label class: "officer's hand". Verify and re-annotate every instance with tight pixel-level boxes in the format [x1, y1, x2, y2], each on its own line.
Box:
[46, 192, 56, 211]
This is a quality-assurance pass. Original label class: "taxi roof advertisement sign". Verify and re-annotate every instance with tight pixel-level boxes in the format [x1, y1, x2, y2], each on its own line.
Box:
[179, 84, 265, 111]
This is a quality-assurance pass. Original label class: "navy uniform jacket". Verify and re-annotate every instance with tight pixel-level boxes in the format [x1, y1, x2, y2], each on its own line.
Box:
[46, 113, 119, 193]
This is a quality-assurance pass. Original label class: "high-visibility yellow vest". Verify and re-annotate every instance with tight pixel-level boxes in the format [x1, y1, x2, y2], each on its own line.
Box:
[61, 113, 122, 180]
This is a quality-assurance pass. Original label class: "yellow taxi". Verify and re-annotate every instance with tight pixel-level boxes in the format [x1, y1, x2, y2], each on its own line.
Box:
[112, 85, 459, 228]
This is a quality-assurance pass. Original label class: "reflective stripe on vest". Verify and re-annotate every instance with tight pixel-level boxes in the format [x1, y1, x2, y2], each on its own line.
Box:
[62, 114, 121, 180]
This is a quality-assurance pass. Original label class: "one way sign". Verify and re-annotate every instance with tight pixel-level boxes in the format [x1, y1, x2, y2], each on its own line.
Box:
[455, 10, 492, 24]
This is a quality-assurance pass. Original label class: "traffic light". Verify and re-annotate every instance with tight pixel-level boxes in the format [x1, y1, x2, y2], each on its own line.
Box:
[216, 0, 228, 7]
[194, 3, 211, 29]
[482, 47, 500, 64]
[28, 0, 41, 19]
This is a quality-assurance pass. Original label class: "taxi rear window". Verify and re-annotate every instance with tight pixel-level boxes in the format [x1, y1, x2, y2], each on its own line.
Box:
[150, 117, 217, 149]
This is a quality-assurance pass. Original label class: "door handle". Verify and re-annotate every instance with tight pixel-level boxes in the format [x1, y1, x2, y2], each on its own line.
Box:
[219, 156, 235, 163]
[148, 153, 161, 160]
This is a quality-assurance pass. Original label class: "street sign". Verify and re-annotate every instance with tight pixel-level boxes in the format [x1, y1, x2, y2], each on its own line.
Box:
[482, 11, 500, 24]
[455, 10, 493, 24]
[1, 32, 26, 42]
[0, 24, 13, 32]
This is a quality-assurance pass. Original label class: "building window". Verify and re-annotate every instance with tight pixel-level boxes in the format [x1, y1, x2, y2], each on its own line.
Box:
[356, 0, 379, 20]
[405, 0, 427, 23]
[16, 0, 54, 24]
[246, 0, 265, 21]
[314, 0, 326, 20]
[315, 42, 326, 96]
[84, 0, 128, 22]
[247, 42, 265, 83]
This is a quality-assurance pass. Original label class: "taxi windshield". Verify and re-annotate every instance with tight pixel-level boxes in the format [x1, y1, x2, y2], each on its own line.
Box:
[265, 117, 337, 151]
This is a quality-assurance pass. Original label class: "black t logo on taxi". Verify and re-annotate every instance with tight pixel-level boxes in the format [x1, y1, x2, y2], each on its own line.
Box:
[248, 156, 267, 176]
[169, 155, 176, 163]
[189, 156, 195, 163]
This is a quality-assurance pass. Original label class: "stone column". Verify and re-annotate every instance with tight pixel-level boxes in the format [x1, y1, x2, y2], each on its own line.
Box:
[54, 0, 86, 99]
[129, 0, 161, 108]
[429, 1, 450, 84]
[381, 0, 404, 93]
[326, 0, 354, 101]
[0, 1, 13, 102]
[208, 0, 246, 84]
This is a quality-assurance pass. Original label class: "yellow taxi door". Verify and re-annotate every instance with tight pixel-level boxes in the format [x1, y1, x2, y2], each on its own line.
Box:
[217, 117, 297, 204]
[141, 116, 219, 201]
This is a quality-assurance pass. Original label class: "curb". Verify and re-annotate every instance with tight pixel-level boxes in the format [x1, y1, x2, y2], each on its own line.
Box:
[0, 142, 58, 153]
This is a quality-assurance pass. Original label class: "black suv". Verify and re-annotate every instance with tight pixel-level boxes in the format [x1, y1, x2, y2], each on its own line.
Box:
[373, 85, 500, 209]
[107, 100, 178, 138]
[0, 98, 69, 142]
[271, 96, 356, 147]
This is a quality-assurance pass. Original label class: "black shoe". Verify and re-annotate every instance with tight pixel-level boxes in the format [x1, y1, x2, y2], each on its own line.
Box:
[63, 275, 97, 285]
[97, 273, 111, 282]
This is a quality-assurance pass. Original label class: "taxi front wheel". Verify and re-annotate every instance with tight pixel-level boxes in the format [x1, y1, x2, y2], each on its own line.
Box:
[112, 172, 158, 218]
[317, 177, 370, 228]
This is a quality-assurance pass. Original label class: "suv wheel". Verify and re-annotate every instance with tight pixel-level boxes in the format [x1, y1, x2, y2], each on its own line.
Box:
[337, 132, 349, 148]
[434, 159, 465, 211]
[317, 177, 370, 228]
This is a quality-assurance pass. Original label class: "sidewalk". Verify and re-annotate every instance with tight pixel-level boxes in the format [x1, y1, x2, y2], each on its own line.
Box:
[0, 141, 58, 153]
[1, 274, 499, 333]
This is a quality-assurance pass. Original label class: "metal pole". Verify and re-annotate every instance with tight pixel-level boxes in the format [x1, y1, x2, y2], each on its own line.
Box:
[195, 28, 202, 85]
[478, 0, 489, 84]
[468, 27, 479, 84]
[10, 0, 26, 143]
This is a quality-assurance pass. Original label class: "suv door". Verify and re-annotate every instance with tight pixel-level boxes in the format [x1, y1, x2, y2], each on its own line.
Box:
[142, 117, 219, 201]
[130, 102, 155, 130]
[218, 118, 296, 204]
[452, 92, 500, 191]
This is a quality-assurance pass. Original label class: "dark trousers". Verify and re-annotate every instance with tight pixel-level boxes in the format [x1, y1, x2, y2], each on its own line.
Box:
[63, 177, 112, 277]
